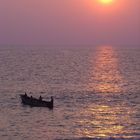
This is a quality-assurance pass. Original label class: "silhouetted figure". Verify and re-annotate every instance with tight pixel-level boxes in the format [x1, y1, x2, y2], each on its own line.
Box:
[24, 92, 27, 97]
[39, 96, 42, 101]
[50, 96, 54, 109]
[51, 96, 53, 104]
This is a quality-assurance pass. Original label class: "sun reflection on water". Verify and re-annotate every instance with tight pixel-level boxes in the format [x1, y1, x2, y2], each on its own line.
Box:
[87, 46, 123, 93]
[76, 104, 134, 138]
[76, 46, 134, 138]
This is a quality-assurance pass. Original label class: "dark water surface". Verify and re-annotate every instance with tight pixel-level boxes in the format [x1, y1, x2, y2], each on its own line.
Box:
[0, 46, 140, 140]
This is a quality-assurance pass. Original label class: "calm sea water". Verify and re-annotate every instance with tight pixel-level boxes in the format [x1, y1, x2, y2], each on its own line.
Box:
[0, 46, 140, 140]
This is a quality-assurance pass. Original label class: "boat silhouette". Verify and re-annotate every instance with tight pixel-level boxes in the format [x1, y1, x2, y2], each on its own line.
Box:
[20, 94, 53, 109]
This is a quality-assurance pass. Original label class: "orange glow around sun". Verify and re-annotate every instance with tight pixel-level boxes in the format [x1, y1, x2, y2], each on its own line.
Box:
[99, 0, 114, 4]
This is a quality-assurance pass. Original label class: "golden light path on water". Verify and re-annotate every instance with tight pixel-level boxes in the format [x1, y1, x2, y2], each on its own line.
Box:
[77, 104, 134, 138]
[87, 46, 123, 93]
[76, 46, 134, 138]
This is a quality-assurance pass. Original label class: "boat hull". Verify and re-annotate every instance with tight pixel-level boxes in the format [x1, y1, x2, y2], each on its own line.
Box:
[20, 95, 53, 109]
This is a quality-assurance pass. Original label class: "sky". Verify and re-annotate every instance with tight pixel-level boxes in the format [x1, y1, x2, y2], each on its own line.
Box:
[0, 0, 140, 46]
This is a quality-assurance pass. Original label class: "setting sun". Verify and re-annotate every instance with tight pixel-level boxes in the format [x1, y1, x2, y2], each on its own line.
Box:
[99, 0, 114, 4]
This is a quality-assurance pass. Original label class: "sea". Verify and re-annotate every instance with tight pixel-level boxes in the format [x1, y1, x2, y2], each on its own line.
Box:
[0, 45, 139, 140]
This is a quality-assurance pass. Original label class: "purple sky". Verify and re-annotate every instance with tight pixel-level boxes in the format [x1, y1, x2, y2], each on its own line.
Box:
[0, 0, 140, 46]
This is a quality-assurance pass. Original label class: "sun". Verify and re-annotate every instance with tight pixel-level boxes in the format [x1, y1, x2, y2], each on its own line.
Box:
[99, 0, 114, 4]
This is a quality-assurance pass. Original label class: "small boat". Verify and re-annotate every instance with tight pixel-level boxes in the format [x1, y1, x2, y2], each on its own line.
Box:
[20, 94, 53, 109]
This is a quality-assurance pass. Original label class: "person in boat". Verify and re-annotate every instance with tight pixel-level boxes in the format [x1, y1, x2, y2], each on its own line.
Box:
[51, 96, 53, 103]
[24, 92, 27, 97]
[39, 96, 42, 101]
[30, 96, 33, 99]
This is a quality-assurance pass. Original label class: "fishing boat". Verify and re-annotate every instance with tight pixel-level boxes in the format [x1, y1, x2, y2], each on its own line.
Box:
[20, 94, 53, 109]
